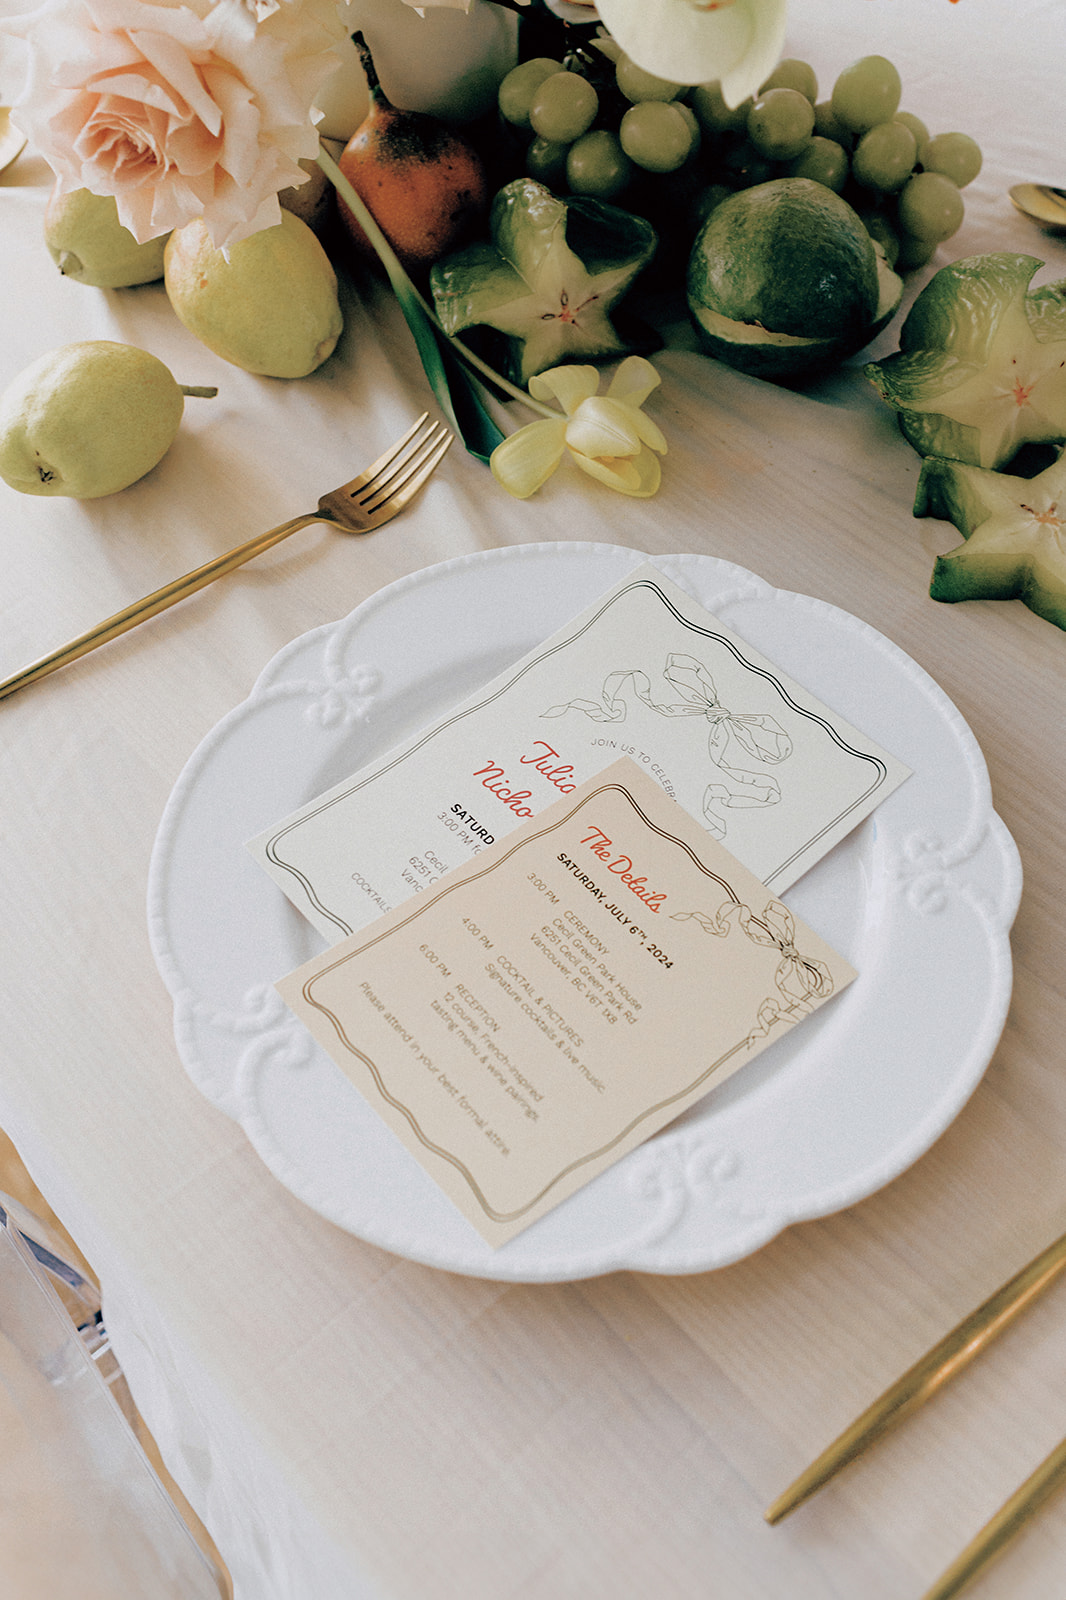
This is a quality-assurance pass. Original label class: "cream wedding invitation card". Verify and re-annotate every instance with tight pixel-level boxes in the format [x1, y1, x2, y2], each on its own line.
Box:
[250, 566, 909, 943]
[277, 761, 856, 1246]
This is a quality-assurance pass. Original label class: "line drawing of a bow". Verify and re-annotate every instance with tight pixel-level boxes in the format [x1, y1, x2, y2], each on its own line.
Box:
[671, 899, 835, 1044]
[543, 653, 793, 838]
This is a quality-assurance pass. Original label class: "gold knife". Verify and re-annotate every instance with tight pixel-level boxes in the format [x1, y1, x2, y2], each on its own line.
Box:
[766, 1227, 1066, 1525]
[920, 1435, 1066, 1600]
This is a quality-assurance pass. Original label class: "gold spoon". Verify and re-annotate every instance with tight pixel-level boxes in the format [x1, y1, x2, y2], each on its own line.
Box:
[1009, 182, 1066, 231]
[0, 108, 27, 174]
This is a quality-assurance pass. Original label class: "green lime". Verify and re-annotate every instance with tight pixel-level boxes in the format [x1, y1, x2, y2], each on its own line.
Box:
[686, 177, 901, 380]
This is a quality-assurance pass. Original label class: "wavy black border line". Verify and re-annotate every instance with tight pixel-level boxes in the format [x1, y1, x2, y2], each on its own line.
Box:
[266, 575, 892, 936]
[297, 778, 842, 1228]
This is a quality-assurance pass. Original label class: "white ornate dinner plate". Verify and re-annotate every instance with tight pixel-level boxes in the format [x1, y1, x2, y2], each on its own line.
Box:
[147, 543, 1022, 1282]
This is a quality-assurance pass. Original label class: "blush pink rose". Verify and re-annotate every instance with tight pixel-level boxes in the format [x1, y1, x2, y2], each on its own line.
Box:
[5, 0, 344, 249]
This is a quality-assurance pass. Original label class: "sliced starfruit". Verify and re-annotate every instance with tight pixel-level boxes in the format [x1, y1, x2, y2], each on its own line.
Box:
[430, 178, 658, 386]
[866, 253, 1066, 469]
[916, 446, 1066, 629]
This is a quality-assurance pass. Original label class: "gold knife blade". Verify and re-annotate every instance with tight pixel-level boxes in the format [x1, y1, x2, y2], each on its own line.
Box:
[920, 1434, 1066, 1600]
[765, 1226, 1066, 1524]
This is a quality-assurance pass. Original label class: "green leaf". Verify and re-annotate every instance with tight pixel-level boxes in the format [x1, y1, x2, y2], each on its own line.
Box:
[316, 144, 505, 464]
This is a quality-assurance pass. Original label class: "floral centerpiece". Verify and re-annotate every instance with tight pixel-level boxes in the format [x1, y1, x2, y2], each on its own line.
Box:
[0, 0, 792, 496]
[4, 0, 349, 250]
[2, 0, 783, 247]
[6, 0, 771, 492]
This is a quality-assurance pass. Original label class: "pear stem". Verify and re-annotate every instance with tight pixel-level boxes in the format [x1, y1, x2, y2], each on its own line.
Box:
[179, 385, 218, 398]
[351, 32, 385, 105]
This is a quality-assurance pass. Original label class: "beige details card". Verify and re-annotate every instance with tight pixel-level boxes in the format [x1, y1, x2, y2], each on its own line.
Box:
[277, 759, 856, 1247]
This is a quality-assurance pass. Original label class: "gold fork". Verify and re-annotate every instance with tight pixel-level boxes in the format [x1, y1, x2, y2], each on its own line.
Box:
[0, 412, 452, 703]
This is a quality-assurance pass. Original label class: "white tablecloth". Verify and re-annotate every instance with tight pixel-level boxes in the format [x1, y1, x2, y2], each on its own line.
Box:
[3, 2, 1066, 1596]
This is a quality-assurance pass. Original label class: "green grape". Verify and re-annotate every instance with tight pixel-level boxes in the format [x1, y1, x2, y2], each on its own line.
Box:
[676, 103, 701, 144]
[785, 135, 849, 193]
[894, 231, 937, 270]
[529, 71, 599, 144]
[852, 119, 917, 193]
[566, 130, 633, 199]
[897, 170, 964, 241]
[813, 100, 853, 148]
[498, 58, 563, 130]
[894, 110, 929, 150]
[747, 87, 815, 160]
[616, 53, 682, 104]
[526, 134, 570, 187]
[689, 81, 751, 134]
[592, 33, 623, 65]
[619, 100, 696, 172]
[760, 58, 818, 103]
[919, 131, 983, 188]
[831, 55, 902, 135]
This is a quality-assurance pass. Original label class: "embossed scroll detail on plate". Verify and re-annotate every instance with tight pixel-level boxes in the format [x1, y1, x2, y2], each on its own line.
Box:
[147, 544, 1022, 1282]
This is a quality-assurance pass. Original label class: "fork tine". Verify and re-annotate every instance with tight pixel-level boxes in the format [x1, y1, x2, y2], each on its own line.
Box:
[364, 429, 454, 527]
[338, 411, 431, 498]
[359, 421, 451, 514]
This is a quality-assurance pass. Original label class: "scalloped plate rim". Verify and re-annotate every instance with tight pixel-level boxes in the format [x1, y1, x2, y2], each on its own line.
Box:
[147, 542, 1022, 1281]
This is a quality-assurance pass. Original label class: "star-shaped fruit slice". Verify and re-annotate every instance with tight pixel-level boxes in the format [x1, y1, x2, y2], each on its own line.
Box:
[430, 178, 657, 385]
[866, 253, 1066, 468]
[916, 446, 1066, 629]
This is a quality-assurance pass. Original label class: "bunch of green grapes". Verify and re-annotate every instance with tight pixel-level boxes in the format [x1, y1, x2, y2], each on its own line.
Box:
[497, 45, 981, 274]
[692, 54, 982, 270]
[497, 41, 703, 204]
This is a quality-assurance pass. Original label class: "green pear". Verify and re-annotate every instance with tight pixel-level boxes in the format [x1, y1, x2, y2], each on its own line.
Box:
[164, 211, 343, 378]
[44, 186, 170, 288]
[0, 342, 192, 498]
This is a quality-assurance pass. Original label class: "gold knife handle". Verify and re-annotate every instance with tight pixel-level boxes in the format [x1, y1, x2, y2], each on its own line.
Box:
[0, 511, 317, 703]
[765, 1226, 1066, 1523]
[920, 1435, 1066, 1600]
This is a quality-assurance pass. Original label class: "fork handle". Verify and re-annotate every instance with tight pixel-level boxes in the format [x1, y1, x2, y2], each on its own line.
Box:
[0, 511, 321, 703]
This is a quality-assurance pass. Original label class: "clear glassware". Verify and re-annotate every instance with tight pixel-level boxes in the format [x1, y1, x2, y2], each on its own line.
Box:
[0, 1192, 228, 1600]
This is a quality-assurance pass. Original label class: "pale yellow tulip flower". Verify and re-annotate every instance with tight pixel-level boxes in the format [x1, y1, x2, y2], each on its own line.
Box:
[490, 357, 667, 500]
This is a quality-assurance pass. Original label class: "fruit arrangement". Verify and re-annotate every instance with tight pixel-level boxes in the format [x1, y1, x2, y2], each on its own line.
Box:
[865, 253, 1066, 469]
[430, 177, 658, 385]
[495, 43, 982, 277]
[917, 448, 1066, 629]
[3, 25, 992, 502]
[863, 251, 1066, 628]
[335, 32, 489, 276]
[164, 212, 343, 381]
